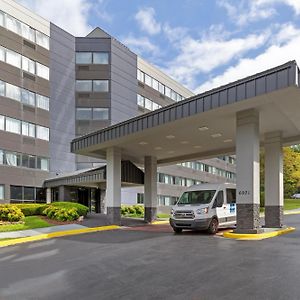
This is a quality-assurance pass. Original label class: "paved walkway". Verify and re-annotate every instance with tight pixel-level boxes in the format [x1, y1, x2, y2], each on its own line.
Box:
[0, 224, 87, 239]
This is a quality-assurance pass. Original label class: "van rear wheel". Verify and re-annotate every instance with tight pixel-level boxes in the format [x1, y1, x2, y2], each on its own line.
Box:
[173, 227, 183, 234]
[207, 218, 219, 234]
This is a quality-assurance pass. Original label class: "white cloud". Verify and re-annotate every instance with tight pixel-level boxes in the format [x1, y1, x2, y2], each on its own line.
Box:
[16, 0, 111, 36]
[122, 35, 159, 56]
[135, 7, 161, 35]
[196, 23, 300, 93]
[163, 29, 270, 89]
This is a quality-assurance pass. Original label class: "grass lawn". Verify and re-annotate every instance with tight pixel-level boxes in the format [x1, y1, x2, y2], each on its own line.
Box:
[157, 213, 170, 219]
[0, 216, 53, 233]
[261, 199, 300, 212]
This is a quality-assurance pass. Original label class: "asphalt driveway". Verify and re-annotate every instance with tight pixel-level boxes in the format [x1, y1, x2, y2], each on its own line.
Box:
[1, 215, 300, 300]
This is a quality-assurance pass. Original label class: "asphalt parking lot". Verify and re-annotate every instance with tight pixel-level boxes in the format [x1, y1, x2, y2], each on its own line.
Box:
[1, 215, 300, 300]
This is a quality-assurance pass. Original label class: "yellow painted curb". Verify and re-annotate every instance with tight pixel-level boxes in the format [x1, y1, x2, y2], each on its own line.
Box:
[151, 220, 169, 225]
[223, 227, 295, 240]
[0, 225, 120, 248]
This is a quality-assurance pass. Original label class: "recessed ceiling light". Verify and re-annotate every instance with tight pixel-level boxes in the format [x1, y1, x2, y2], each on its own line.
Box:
[224, 139, 232, 143]
[198, 126, 209, 131]
[193, 145, 202, 149]
[166, 135, 175, 139]
[167, 150, 175, 154]
[180, 141, 189, 144]
[154, 146, 162, 150]
[139, 141, 148, 145]
[211, 133, 222, 138]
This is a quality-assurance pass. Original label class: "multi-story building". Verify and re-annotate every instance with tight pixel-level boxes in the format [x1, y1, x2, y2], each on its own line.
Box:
[0, 0, 236, 213]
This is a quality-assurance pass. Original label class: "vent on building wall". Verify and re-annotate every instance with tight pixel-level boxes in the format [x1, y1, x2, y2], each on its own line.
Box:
[23, 40, 36, 50]
[23, 105, 35, 113]
[138, 82, 145, 88]
[78, 93, 90, 98]
[78, 66, 90, 71]
[23, 72, 36, 81]
[23, 137, 35, 145]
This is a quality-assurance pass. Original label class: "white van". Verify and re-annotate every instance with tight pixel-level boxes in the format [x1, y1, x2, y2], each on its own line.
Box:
[169, 183, 236, 234]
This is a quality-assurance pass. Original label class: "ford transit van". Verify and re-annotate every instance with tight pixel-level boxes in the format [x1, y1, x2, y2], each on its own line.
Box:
[169, 183, 236, 234]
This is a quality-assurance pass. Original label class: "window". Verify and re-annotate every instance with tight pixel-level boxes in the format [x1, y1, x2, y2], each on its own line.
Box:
[10, 186, 23, 200]
[36, 63, 49, 80]
[22, 122, 35, 138]
[76, 80, 92, 92]
[171, 90, 177, 101]
[158, 82, 165, 94]
[6, 117, 21, 134]
[22, 56, 35, 74]
[0, 149, 3, 164]
[93, 80, 109, 92]
[24, 186, 35, 200]
[0, 115, 4, 130]
[145, 98, 152, 110]
[0, 11, 4, 27]
[28, 155, 36, 169]
[152, 78, 159, 91]
[0, 185, 4, 200]
[152, 102, 160, 110]
[5, 151, 21, 167]
[0, 46, 4, 62]
[21, 89, 35, 106]
[226, 189, 236, 204]
[213, 191, 224, 208]
[36, 126, 49, 141]
[93, 52, 109, 64]
[21, 23, 35, 42]
[137, 69, 144, 82]
[76, 108, 92, 120]
[165, 86, 171, 98]
[76, 52, 92, 64]
[93, 108, 109, 120]
[137, 94, 144, 107]
[36, 94, 49, 111]
[6, 49, 21, 68]
[137, 193, 144, 204]
[22, 154, 29, 168]
[0, 80, 4, 96]
[145, 74, 152, 86]
[6, 15, 21, 35]
[6, 83, 21, 101]
[178, 190, 216, 205]
[36, 31, 49, 49]
[37, 157, 49, 171]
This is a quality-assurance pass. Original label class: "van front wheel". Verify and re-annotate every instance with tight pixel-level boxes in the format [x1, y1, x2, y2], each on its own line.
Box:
[173, 227, 182, 234]
[207, 218, 219, 234]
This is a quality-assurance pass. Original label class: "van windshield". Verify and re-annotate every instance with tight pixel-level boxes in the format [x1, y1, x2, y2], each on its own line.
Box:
[177, 190, 216, 205]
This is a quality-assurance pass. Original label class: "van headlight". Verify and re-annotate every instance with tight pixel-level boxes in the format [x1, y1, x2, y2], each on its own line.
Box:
[196, 207, 209, 214]
[171, 209, 175, 215]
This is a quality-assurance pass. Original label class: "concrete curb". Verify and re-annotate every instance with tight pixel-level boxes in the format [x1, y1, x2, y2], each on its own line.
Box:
[284, 210, 300, 215]
[223, 227, 295, 240]
[0, 225, 120, 248]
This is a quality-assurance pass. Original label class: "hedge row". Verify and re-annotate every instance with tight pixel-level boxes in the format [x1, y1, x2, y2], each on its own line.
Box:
[0, 202, 89, 222]
[121, 205, 144, 217]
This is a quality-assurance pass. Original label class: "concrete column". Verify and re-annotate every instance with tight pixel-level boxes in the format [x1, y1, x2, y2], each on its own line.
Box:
[235, 109, 261, 233]
[264, 132, 284, 228]
[144, 156, 157, 223]
[58, 186, 65, 201]
[106, 147, 121, 224]
[46, 188, 51, 204]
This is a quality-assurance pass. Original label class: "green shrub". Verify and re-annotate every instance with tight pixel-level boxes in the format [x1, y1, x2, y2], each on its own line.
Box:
[260, 191, 265, 207]
[44, 206, 79, 221]
[0, 205, 25, 222]
[50, 202, 89, 216]
[14, 204, 47, 216]
[133, 205, 144, 216]
[121, 205, 144, 217]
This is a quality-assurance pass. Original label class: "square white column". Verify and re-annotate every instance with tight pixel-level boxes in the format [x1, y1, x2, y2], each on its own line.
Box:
[46, 188, 51, 204]
[264, 131, 284, 228]
[235, 109, 261, 233]
[144, 156, 157, 223]
[106, 147, 121, 224]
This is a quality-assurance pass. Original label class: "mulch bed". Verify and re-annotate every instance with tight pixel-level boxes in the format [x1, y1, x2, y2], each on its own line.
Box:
[39, 216, 83, 226]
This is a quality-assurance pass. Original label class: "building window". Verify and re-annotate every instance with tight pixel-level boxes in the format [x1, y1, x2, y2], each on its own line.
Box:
[0, 11, 4, 27]
[93, 80, 109, 92]
[0, 149, 3, 164]
[76, 52, 92, 64]
[21, 23, 35, 43]
[137, 193, 144, 204]
[6, 49, 21, 68]
[76, 108, 92, 120]
[93, 52, 109, 64]
[36, 94, 49, 111]
[76, 80, 92, 92]
[22, 121, 35, 138]
[0, 185, 4, 200]
[36, 31, 49, 49]
[93, 108, 109, 120]
[145, 98, 153, 111]
[0, 115, 4, 130]
[137, 69, 144, 82]
[0, 46, 5, 62]
[24, 186, 35, 200]
[37, 157, 49, 171]
[5, 151, 21, 167]
[137, 94, 144, 107]
[6, 117, 21, 134]
[36, 126, 49, 141]
[36, 62, 49, 80]
[152, 78, 159, 91]
[145, 74, 152, 86]
[6, 15, 21, 35]
[6, 83, 21, 101]
[22, 56, 35, 74]
[21, 89, 35, 106]
[11, 186, 23, 200]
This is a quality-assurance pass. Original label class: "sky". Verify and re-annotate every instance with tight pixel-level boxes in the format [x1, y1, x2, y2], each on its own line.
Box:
[17, 0, 300, 94]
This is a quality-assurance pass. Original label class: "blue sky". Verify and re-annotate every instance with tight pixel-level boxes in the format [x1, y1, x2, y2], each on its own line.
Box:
[18, 0, 300, 94]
